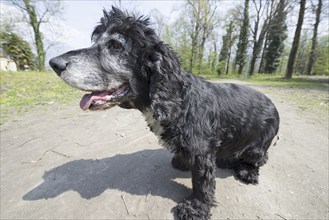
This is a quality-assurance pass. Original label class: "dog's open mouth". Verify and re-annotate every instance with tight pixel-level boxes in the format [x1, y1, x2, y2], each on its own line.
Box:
[80, 84, 131, 111]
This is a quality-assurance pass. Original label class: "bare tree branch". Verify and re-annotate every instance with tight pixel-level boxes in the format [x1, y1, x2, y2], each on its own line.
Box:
[8, 0, 63, 71]
[9, 0, 27, 12]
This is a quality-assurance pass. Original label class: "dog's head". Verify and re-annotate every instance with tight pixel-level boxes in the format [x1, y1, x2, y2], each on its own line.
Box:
[49, 7, 169, 111]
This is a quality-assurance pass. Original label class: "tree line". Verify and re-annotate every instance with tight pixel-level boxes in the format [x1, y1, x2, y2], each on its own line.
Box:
[160, 0, 327, 79]
[0, 0, 327, 78]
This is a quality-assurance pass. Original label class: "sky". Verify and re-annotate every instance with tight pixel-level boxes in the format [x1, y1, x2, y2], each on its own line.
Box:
[0, 0, 184, 64]
[58, 1, 182, 52]
[1, 0, 328, 66]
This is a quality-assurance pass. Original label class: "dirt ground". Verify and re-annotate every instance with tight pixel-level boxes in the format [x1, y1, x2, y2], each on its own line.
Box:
[1, 80, 328, 220]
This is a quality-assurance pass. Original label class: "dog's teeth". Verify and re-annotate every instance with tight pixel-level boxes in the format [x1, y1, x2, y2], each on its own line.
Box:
[94, 100, 106, 105]
[105, 95, 113, 101]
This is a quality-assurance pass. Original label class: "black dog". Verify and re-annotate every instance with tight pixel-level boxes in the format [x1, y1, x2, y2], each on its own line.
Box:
[49, 7, 279, 220]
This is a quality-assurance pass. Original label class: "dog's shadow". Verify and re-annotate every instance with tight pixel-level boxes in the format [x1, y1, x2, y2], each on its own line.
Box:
[23, 149, 234, 203]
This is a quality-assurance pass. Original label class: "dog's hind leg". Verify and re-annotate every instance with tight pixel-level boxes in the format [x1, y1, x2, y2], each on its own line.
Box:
[176, 153, 216, 220]
[171, 154, 190, 171]
[235, 143, 270, 184]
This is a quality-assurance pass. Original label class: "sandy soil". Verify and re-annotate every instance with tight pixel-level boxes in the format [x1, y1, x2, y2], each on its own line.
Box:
[1, 81, 328, 220]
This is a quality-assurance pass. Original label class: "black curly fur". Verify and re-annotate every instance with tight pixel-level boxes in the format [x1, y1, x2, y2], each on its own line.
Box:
[51, 7, 280, 220]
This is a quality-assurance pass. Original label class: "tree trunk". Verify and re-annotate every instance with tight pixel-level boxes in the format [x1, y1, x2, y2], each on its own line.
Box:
[249, 18, 259, 76]
[218, 20, 234, 75]
[197, 37, 207, 74]
[249, 18, 269, 75]
[187, 0, 201, 73]
[248, 0, 261, 76]
[232, 58, 237, 74]
[249, 53, 257, 76]
[258, 0, 276, 74]
[211, 40, 217, 71]
[189, 32, 198, 72]
[23, 0, 45, 72]
[235, 0, 250, 76]
[226, 47, 231, 75]
[285, 0, 306, 79]
[238, 63, 244, 75]
[258, 32, 268, 73]
[306, 0, 322, 75]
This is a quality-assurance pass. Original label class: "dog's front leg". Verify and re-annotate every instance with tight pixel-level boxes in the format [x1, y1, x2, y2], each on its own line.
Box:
[177, 153, 216, 220]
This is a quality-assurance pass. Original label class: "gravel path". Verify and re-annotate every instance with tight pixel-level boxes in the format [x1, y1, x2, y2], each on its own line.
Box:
[1, 81, 328, 219]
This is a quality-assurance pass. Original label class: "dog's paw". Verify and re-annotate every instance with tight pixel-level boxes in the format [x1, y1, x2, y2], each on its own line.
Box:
[236, 164, 259, 184]
[176, 199, 210, 220]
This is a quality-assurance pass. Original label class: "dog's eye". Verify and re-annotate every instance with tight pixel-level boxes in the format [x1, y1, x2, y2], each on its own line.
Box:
[108, 40, 123, 51]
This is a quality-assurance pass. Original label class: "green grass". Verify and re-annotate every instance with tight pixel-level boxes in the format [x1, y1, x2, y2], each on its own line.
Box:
[207, 72, 328, 121]
[208, 72, 328, 89]
[1, 71, 327, 125]
[0, 71, 82, 124]
[241, 73, 328, 121]
[247, 75, 328, 89]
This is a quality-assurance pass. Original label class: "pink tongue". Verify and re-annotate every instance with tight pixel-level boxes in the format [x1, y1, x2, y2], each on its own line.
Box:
[79, 91, 109, 111]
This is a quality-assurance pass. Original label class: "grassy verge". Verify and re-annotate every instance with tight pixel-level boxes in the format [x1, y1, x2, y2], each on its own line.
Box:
[207, 72, 328, 89]
[245, 75, 328, 119]
[209, 73, 329, 122]
[249, 75, 328, 122]
[0, 71, 82, 125]
[1, 71, 328, 125]
[247, 75, 328, 89]
[262, 85, 328, 124]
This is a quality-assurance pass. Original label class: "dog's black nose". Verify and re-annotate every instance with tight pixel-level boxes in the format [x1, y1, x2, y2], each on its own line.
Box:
[49, 57, 68, 76]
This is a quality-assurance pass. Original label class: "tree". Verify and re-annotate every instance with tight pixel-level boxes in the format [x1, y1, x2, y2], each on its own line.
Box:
[186, 0, 202, 72]
[248, 0, 271, 76]
[185, 0, 219, 74]
[258, 0, 278, 73]
[0, 32, 35, 70]
[196, 1, 218, 74]
[312, 35, 329, 75]
[285, 0, 306, 79]
[306, 0, 323, 75]
[10, 0, 62, 72]
[263, 0, 288, 73]
[163, 14, 191, 71]
[217, 20, 235, 75]
[217, 7, 240, 75]
[294, 29, 310, 74]
[206, 35, 218, 73]
[149, 9, 166, 38]
[234, 0, 250, 75]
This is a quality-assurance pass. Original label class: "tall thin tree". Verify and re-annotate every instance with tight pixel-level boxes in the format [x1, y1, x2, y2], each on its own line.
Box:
[196, 0, 218, 74]
[306, 0, 322, 75]
[217, 16, 238, 75]
[187, 0, 202, 72]
[235, 0, 250, 75]
[264, 0, 287, 74]
[258, 0, 276, 73]
[249, 0, 272, 76]
[285, 0, 306, 79]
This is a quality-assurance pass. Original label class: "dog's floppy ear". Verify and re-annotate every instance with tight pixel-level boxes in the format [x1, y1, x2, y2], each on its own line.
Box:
[145, 43, 178, 76]
[137, 44, 163, 86]
[146, 43, 185, 122]
[147, 51, 162, 75]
